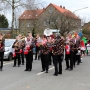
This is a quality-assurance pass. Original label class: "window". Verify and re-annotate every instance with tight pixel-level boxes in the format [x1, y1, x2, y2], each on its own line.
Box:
[44, 21, 47, 26]
[27, 23, 30, 27]
[44, 19, 50, 26]
[49, 8, 53, 13]
[51, 19, 54, 24]
[29, 15, 31, 17]
[23, 15, 25, 17]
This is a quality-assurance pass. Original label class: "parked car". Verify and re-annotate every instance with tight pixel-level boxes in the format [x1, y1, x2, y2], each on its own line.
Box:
[4, 39, 15, 60]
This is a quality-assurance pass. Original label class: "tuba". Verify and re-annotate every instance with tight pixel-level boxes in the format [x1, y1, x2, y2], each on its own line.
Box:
[44, 28, 52, 36]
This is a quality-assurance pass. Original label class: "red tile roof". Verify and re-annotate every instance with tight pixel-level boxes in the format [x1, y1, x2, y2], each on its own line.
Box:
[19, 3, 80, 20]
[19, 9, 44, 20]
[50, 3, 80, 20]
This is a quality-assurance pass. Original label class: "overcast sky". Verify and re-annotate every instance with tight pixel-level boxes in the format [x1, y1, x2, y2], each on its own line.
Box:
[3, 0, 90, 27]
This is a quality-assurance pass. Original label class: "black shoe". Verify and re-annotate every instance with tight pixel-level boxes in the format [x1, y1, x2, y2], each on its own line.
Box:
[65, 68, 69, 70]
[53, 74, 58, 76]
[41, 70, 45, 72]
[18, 65, 20, 67]
[13, 65, 16, 67]
[28, 69, 31, 71]
[24, 69, 28, 71]
[46, 71, 48, 73]
[69, 69, 73, 71]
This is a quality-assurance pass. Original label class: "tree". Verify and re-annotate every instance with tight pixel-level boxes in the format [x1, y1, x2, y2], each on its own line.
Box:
[0, 14, 9, 28]
[0, 0, 43, 37]
[21, 0, 45, 35]
[44, 11, 81, 36]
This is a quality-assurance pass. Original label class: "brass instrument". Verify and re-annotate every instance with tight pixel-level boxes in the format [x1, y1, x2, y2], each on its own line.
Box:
[14, 41, 19, 50]
[0, 39, 2, 43]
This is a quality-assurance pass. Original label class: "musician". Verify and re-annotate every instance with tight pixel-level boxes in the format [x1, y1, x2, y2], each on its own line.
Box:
[0, 33, 5, 71]
[41, 35, 50, 73]
[52, 34, 64, 76]
[20, 35, 25, 65]
[65, 41, 70, 70]
[72, 36, 78, 68]
[12, 36, 21, 67]
[24, 35, 33, 71]
[47, 36, 53, 65]
[69, 40, 74, 71]
[34, 34, 41, 60]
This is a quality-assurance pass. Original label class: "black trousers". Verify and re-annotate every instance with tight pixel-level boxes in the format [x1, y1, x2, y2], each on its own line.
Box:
[73, 51, 77, 67]
[25, 51, 33, 70]
[70, 51, 74, 70]
[20, 50, 24, 64]
[49, 51, 52, 65]
[58, 55, 62, 73]
[13, 53, 20, 66]
[43, 54, 49, 72]
[41, 53, 45, 71]
[65, 54, 70, 69]
[35, 46, 39, 60]
[53, 55, 58, 75]
[76, 55, 80, 65]
[0, 52, 4, 69]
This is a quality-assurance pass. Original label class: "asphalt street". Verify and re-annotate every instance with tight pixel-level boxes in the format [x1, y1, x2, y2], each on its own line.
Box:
[0, 56, 90, 90]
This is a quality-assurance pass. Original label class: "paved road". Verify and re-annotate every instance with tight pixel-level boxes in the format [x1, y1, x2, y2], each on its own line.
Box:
[0, 56, 90, 90]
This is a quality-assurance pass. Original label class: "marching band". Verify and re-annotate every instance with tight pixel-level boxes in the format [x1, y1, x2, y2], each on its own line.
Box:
[0, 31, 89, 76]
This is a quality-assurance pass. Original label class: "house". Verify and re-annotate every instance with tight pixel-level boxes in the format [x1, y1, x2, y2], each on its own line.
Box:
[82, 22, 90, 30]
[19, 3, 81, 35]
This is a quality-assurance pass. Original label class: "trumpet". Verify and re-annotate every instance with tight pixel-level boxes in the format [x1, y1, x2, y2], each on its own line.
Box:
[0, 38, 2, 43]
[21, 36, 25, 41]
[14, 41, 20, 49]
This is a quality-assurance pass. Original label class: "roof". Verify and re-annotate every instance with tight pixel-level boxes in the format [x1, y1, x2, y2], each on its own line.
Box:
[83, 22, 90, 30]
[19, 3, 80, 20]
[19, 9, 44, 20]
[49, 3, 80, 20]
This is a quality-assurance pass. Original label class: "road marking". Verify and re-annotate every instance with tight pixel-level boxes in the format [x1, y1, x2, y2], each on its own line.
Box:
[3, 62, 13, 65]
[37, 66, 54, 75]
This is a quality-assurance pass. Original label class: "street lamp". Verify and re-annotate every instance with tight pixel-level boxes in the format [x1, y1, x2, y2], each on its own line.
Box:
[73, 7, 88, 13]
[73, 7, 88, 33]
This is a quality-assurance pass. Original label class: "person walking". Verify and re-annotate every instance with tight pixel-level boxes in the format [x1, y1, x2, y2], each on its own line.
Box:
[12, 37, 21, 67]
[0, 33, 5, 71]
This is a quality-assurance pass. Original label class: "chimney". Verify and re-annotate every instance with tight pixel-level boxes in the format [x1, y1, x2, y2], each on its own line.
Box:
[63, 6, 65, 9]
[37, 8, 38, 10]
[60, 5, 62, 8]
